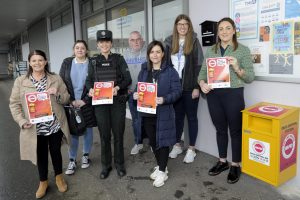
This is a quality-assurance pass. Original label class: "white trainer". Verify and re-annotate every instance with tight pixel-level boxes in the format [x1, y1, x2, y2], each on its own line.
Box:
[130, 144, 143, 155]
[169, 145, 183, 158]
[153, 170, 168, 187]
[81, 155, 90, 169]
[65, 160, 76, 175]
[150, 166, 168, 180]
[183, 149, 196, 163]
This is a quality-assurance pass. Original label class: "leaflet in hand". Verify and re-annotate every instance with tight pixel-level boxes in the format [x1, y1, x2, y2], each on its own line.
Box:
[137, 82, 157, 114]
[25, 92, 54, 124]
[92, 81, 114, 105]
[206, 57, 230, 88]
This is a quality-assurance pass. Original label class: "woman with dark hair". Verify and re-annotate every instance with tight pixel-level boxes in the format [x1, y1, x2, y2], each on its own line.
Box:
[198, 17, 255, 184]
[9, 50, 70, 198]
[164, 14, 204, 163]
[133, 40, 181, 187]
[59, 40, 96, 175]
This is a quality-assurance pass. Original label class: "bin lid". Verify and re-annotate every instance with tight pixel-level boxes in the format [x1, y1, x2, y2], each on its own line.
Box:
[242, 102, 299, 119]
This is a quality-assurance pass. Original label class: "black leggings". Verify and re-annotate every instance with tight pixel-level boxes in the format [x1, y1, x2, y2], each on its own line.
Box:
[37, 130, 63, 181]
[207, 88, 245, 162]
[143, 117, 169, 172]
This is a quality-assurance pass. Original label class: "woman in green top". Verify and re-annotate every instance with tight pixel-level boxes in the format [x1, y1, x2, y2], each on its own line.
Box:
[198, 17, 254, 184]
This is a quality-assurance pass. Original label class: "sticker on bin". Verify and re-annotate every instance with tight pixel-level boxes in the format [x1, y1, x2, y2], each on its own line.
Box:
[249, 138, 270, 166]
[280, 122, 298, 171]
[249, 105, 288, 117]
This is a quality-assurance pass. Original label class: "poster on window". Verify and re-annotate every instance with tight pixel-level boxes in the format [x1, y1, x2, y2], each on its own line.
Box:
[206, 57, 230, 88]
[92, 81, 114, 105]
[25, 92, 54, 124]
[137, 82, 157, 114]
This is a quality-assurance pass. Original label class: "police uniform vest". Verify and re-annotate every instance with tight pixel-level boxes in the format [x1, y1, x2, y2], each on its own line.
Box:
[92, 54, 117, 82]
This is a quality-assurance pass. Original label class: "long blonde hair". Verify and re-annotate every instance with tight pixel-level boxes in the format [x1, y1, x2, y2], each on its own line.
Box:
[171, 14, 194, 55]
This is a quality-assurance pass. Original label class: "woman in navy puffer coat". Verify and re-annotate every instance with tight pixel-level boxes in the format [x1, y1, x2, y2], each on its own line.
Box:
[134, 40, 181, 187]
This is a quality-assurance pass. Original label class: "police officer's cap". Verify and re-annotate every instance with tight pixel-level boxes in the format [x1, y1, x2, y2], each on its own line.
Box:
[97, 30, 113, 42]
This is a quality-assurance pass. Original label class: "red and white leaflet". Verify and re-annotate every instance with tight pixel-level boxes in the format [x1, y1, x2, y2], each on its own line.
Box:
[206, 57, 230, 88]
[137, 82, 157, 114]
[25, 92, 54, 124]
[92, 81, 114, 105]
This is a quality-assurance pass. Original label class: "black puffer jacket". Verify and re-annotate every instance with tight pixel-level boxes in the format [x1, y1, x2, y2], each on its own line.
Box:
[59, 57, 97, 128]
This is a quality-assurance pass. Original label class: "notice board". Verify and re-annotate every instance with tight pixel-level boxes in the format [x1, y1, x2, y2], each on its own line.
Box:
[230, 0, 300, 83]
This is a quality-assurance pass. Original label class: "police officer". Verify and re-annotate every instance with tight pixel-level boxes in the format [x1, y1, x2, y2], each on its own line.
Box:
[86, 30, 132, 179]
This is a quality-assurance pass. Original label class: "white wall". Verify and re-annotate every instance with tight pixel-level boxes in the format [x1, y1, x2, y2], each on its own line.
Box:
[48, 24, 74, 74]
[189, 0, 300, 197]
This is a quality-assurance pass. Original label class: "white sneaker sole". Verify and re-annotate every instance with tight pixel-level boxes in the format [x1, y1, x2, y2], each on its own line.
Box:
[81, 164, 90, 169]
[153, 176, 168, 187]
[65, 170, 75, 175]
[150, 167, 169, 180]
[183, 154, 196, 163]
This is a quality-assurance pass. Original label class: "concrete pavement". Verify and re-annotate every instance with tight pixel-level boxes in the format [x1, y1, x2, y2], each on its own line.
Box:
[0, 75, 293, 200]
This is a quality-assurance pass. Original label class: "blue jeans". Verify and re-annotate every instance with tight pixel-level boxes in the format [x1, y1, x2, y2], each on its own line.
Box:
[69, 127, 93, 160]
[174, 90, 199, 146]
[128, 92, 141, 144]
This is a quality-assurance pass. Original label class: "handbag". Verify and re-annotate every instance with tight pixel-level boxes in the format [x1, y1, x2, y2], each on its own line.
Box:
[66, 106, 87, 136]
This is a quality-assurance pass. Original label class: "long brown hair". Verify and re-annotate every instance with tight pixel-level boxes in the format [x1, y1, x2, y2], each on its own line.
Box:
[26, 50, 54, 77]
[171, 14, 194, 55]
[214, 17, 238, 53]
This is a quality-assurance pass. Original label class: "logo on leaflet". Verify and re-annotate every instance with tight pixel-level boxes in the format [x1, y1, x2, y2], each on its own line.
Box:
[139, 83, 146, 92]
[252, 141, 265, 155]
[282, 134, 296, 159]
[27, 94, 37, 102]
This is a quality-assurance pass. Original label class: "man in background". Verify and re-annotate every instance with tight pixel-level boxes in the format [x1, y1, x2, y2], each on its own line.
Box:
[123, 31, 147, 155]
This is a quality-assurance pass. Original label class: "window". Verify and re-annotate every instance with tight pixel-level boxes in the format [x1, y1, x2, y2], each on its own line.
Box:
[107, 0, 145, 53]
[50, 6, 72, 31]
[81, 0, 92, 15]
[153, 0, 184, 41]
[93, 0, 104, 11]
[86, 13, 105, 56]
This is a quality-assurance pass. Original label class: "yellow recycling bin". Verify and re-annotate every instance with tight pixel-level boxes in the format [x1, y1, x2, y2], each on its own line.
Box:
[242, 102, 299, 186]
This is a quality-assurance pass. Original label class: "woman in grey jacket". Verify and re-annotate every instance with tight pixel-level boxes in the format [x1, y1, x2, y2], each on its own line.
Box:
[164, 14, 204, 163]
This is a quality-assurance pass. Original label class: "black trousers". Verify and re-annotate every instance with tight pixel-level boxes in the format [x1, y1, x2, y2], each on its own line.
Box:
[143, 117, 169, 172]
[206, 88, 245, 163]
[174, 90, 199, 146]
[37, 130, 63, 181]
[94, 98, 126, 170]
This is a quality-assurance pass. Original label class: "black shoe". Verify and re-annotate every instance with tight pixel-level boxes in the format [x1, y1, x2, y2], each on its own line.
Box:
[100, 167, 112, 179]
[208, 161, 229, 176]
[116, 168, 126, 177]
[227, 165, 241, 184]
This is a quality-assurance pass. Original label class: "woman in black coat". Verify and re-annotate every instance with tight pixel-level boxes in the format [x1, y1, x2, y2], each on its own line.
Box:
[59, 40, 96, 175]
[134, 40, 181, 187]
